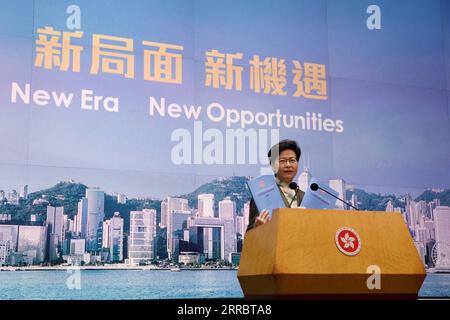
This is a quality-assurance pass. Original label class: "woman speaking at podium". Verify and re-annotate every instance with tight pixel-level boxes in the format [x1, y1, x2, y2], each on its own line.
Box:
[246, 139, 305, 231]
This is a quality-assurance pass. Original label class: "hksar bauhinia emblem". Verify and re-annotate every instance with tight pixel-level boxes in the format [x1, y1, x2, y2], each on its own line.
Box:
[335, 227, 361, 256]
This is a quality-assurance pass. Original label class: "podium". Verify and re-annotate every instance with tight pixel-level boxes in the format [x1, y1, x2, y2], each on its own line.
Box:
[237, 208, 426, 299]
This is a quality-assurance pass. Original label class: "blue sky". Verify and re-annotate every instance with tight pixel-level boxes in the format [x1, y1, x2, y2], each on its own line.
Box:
[0, 0, 449, 198]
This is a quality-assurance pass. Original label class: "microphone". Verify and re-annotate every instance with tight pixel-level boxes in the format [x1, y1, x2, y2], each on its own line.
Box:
[288, 182, 300, 208]
[310, 183, 359, 211]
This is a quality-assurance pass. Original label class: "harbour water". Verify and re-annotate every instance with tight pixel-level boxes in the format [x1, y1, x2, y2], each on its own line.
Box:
[0, 270, 448, 300]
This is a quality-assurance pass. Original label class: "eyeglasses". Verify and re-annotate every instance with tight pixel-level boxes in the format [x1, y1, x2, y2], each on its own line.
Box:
[278, 158, 298, 166]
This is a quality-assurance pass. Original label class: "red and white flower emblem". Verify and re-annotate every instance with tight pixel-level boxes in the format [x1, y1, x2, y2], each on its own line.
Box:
[335, 227, 361, 256]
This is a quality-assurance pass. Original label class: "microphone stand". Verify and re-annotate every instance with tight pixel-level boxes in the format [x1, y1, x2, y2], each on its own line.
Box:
[315, 185, 359, 211]
[288, 187, 299, 208]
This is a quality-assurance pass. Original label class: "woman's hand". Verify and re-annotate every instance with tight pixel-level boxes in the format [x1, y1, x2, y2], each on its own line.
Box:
[254, 209, 270, 227]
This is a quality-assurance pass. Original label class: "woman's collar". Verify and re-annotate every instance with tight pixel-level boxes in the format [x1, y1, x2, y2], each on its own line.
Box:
[276, 177, 291, 188]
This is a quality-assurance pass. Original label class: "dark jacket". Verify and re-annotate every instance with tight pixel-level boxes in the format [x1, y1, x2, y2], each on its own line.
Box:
[246, 184, 305, 232]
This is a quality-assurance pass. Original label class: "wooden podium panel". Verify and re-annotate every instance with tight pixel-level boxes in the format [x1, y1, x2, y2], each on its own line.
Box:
[237, 208, 426, 299]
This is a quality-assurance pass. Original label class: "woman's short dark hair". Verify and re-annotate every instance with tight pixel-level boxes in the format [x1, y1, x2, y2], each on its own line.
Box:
[267, 139, 301, 164]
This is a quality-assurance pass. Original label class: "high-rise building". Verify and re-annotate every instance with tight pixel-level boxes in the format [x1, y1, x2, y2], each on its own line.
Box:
[20, 185, 28, 199]
[7, 190, 19, 205]
[169, 211, 191, 260]
[236, 215, 245, 237]
[414, 241, 426, 265]
[109, 212, 124, 262]
[415, 225, 427, 245]
[155, 226, 167, 260]
[62, 214, 71, 242]
[46, 206, 64, 261]
[219, 197, 236, 220]
[75, 197, 88, 238]
[85, 188, 105, 251]
[0, 240, 11, 265]
[0, 190, 5, 201]
[297, 157, 312, 192]
[0, 225, 18, 264]
[0, 225, 47, 265]
[128, 209, 156, 265]
[434, 206, 450, 267]
[329, 179, 346, 209]
[102, 220, 111, 249]
[385, 200, 394, 212]
[350, 194, 358, 210]
[67, 218, 74, 234]
[17, 225, 47, 264]
[243, 201, 250, 229]
[198, 194, 214, 218]
[435, 206, 450, 245]
[424, 220, 436, 241]
[117, 194, 126, 204]
[406, 200, 418, 229]
[164, 197, 189, 257]
[46, 206, 64, 238]
[189, 217, 236, 262]
[428, 199, 440, 220]
[222, 217, 237, 259]
[204, 227, 221, 260]
[405, 193, 412, 207]
[415, 201, 428, 221]
[160, 200, 168, 228]
[69, 238, 86, 255]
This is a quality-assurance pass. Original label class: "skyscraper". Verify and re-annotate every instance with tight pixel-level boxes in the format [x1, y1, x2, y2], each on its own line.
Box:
[385, 200, 394, 212]
[189, 217, 236, 262]
[160, 199, 168, 227]
[222, 217, 237, 259]
[236, 215, 245, 237]
[20, 185, 28, 199]
[219, 197, 236, 220]
[69, 238, 86, 255]
[7, 190, 19, 205]
[117, 194, 127, 204]
[0, 225, 47, 265]
[170, 211, 192, 261]
[350, 194, 358, 210]
[17, 225, 47, 264]
[0, 240, 11, 265]
[243, 201, 250, 232]
[109, 212, 124, 262]
[0, 225, 18, 265]
[75, 197, 88, 238]
[102, 220, 111, 249]
[428, 199, 440, 220]
[198, 194, 214, 218]
[434, 206, 450, 267]
[415, 201, 428, 221]
[46, 206, 64, 261]
[218, 198, 237, 259]
[329, 179, 346, 209]
[297, 157, 312, 192]
[406, 200, 418, 229]
[85, 188, 105, 251]
[62, 214, 71, 242]
[165, 197, 189, 257]
[434, 206, 450, 245]
[128, 209, 156, 265]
